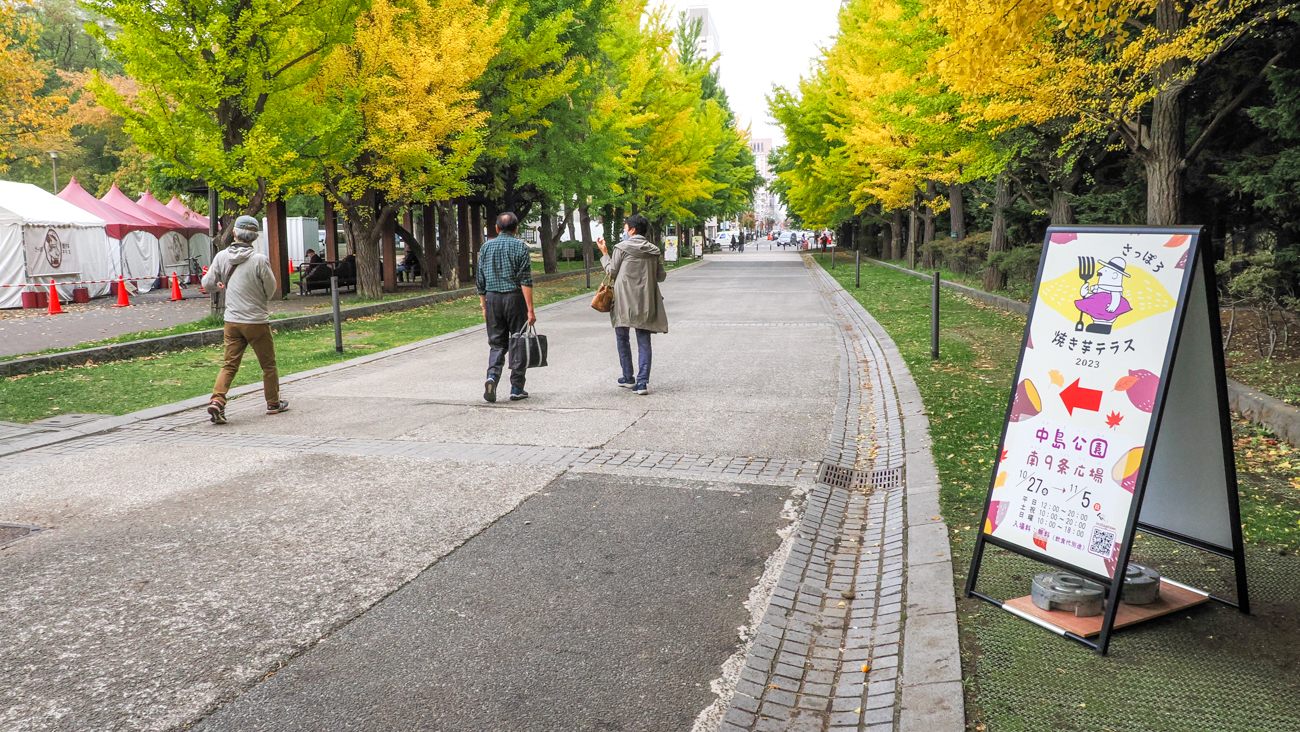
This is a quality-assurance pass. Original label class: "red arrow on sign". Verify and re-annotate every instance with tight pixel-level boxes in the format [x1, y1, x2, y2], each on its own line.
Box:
[1061, 378, 1103, 415]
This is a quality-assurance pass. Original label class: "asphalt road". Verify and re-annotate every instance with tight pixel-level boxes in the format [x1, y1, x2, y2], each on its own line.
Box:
[197, 473, 788, 731]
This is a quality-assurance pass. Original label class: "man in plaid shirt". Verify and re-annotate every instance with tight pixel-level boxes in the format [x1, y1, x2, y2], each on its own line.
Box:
[477, 211, 536, 403]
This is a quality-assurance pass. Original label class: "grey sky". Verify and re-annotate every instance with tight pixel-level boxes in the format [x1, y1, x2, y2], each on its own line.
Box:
[651, 0, 843, 145]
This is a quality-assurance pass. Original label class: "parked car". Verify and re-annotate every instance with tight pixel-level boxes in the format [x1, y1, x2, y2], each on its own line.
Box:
[714, 231, 734, 248]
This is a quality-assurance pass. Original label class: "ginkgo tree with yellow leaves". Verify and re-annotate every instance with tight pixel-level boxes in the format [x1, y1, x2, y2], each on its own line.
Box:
[0, 0, 69, 173]
[771, 0, 1298, 291]
[309, 0, 505, 299]
[930, 0, 1294, 225]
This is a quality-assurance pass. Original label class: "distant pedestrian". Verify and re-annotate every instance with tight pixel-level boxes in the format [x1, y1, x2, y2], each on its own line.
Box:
[203, 215, 287, 425]
[596, 213, 668, 395]
[477, 211, 536, 403]
[303, 248, 323, 278]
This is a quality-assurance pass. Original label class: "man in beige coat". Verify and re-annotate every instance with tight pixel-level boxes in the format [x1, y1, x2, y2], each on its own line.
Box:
[596, 213, 667, 395]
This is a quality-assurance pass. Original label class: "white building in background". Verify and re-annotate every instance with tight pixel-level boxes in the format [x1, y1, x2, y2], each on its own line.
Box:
[684, 7, 721, 59]
[749, 137, 785, 229]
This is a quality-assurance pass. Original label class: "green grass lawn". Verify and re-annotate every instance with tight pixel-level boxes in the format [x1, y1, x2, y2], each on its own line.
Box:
[815, 254, 1300, 732]
[0, 274, 599, 423]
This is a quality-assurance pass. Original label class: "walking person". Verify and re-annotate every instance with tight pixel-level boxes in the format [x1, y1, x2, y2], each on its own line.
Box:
[477, 211, 536, 403]
[203, 215, 288, 424]
[595, 213, 667, 395]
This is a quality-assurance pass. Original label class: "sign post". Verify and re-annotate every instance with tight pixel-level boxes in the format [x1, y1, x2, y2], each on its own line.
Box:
[965, 225, 1248, 655]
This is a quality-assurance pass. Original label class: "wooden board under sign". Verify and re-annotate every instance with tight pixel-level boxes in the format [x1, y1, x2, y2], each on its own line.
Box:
[1005, 580, 1210, 637]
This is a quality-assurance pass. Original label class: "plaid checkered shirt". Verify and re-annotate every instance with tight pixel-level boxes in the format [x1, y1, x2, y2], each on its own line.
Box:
[475, 235, 534, 295]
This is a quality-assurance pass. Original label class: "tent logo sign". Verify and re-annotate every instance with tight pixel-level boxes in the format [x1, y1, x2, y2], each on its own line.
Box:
[40, 228, 67, 269]
[23, 225, 79, 277]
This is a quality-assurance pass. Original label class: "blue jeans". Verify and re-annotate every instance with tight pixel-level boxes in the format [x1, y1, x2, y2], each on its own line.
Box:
[615, 327, 652, 384]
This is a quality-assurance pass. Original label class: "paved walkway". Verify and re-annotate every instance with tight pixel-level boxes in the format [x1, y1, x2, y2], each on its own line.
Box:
[0, 251, 961, 731]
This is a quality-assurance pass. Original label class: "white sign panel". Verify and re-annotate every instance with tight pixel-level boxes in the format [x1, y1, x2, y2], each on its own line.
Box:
[982, 228, 1197, 579]
[24, 226, 80, 278]
[663, 235, 679, 262]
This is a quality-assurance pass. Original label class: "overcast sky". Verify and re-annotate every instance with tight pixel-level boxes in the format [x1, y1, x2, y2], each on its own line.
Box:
[651, 0, 843, 146]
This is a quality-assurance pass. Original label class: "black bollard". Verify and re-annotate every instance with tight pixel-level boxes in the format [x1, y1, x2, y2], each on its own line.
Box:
[855, 247, 861, 289]
[931, 271, 940, 360]
[331, 275, 343, 354]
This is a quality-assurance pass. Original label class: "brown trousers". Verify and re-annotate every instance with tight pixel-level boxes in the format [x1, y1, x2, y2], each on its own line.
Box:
[211, 322, 279, 406]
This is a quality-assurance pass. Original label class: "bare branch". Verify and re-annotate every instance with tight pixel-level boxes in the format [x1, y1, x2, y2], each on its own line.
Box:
[1183, 49, 1286, 168]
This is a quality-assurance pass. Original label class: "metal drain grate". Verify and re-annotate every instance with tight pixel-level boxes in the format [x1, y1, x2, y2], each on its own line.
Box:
[0, 524, 40, 548]
[818, 463, 860, 490]
[866, 467, 904, 490]
[817, 465, 904, 491]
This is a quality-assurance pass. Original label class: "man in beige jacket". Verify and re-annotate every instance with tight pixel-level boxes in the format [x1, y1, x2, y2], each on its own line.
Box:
[201, 215, 288, 424]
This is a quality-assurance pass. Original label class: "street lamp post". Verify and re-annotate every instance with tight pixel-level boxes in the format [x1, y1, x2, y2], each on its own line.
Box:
[48, 151, 59, 191]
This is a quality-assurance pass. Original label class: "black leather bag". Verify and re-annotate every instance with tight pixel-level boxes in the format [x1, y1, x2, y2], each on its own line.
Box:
[508, 324, 548, 370]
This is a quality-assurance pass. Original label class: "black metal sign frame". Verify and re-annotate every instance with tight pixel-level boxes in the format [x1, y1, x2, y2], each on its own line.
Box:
[964, 225, 1250, 655]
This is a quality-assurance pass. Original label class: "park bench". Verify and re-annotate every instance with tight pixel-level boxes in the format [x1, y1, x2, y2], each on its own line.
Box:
[298, 260, 357, 295]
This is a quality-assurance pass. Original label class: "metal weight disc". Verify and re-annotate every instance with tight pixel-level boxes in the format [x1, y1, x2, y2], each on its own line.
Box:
[1121, 563, 1162, 605]
[1031, 571, 1106, 617]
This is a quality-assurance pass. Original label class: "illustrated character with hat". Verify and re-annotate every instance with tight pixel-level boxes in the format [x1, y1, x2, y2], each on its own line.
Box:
[1074, 256, 1132, 334]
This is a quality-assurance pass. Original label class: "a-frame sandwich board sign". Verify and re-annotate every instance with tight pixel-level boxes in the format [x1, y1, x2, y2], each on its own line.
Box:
[964, 225, 1249, 655]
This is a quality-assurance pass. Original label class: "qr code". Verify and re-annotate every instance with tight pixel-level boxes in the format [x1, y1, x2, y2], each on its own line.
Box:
[1088, 526, 1116, 557]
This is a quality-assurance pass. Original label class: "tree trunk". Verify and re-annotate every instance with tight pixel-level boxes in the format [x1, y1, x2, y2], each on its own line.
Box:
[455, 199, 471, 284]
[579, 202, 595, 272]
[948, 182, 966, 240]
[907, 201, 919, 268]
[1145, 90, 1184, 225]
[437, 201, 459, 289]
[538, 202, 572, 275]
[1050, 188, 1076, 225]
[420, 205, 436, 287]
[984, 172, 1011, 292]
[922, 180, 937, 269]
[890, 209, 903, 260]
[603, 204, 616, 243]
[351, 218, 384, 299]
[337, 191, 387, 299]
[484, 200, 500, 237]
[565, 199, 577, 242]
[1144, 0, 1187, 226]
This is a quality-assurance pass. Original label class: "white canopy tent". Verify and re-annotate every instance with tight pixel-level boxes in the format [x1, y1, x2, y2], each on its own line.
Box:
[0, 181, 108, 309]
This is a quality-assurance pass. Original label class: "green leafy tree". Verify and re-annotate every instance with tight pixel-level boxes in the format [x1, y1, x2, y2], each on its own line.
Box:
[86, 0, 363, 237]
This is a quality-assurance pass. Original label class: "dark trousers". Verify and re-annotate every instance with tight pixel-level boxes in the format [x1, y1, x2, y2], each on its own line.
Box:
[485, 290, 528, 390]
[615, 327, 652, 384]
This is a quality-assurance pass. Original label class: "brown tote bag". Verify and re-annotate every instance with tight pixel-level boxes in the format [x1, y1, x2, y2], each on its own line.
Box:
[591, 275, 614, 313]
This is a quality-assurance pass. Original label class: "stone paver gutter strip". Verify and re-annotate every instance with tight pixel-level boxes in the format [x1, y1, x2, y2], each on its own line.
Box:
[869, 258, 1300, 446]
[716, 259, 963, 731]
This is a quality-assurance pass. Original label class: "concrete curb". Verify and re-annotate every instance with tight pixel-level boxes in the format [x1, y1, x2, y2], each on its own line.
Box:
[0, 258, 712, 460]
[0, 268, 601, 378]
[867, 258, 1300, 446]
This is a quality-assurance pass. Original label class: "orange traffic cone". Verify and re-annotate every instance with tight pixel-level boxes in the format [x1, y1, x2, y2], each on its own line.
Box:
[113, 276, 131, 307]
[47, 280, 64, 315]
[288, 259, 295, 278]
[198, 266, 208, 295]
[169, 271, 183, 301]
